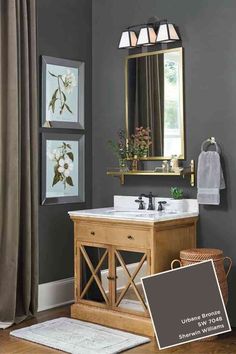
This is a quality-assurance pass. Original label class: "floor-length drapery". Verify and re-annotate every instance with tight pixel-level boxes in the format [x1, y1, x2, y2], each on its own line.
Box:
[133, 55, 164, 156]
[0, 0, 38, 328]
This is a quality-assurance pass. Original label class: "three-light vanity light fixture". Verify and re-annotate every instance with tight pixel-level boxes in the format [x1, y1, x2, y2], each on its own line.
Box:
[118, 18, 180, 49]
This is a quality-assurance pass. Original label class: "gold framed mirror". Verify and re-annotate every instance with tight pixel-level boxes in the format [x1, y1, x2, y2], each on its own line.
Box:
[125, 47, 185, 160]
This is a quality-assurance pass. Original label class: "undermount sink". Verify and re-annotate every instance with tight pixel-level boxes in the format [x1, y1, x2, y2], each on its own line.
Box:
[103, 209, 179, 217]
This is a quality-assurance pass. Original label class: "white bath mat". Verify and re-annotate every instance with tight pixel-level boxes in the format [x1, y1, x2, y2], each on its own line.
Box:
[10, 317, 150, 354]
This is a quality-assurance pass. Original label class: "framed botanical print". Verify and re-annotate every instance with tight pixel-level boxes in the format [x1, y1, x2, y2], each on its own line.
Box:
[41, 56, 85, 129]
[41, 132, 85, 205]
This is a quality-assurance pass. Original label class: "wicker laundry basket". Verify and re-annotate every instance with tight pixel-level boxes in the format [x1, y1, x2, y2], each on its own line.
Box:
[171, 248, 232, 305]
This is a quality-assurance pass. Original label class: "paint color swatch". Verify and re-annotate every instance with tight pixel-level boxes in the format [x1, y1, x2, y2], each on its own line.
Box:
[141, 260, 231, 350]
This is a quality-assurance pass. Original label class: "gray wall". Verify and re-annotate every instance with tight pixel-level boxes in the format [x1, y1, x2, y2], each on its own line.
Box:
[37, 0, 92, 284]
[92, 0, 236, 325]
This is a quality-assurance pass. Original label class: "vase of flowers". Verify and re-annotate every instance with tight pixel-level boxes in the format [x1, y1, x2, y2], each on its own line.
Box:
[108, 130, 129, 172]
[128, 127, 152, 170]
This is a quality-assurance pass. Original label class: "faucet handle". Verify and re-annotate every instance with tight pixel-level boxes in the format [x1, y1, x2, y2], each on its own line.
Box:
[135, 196, 145, 210]
[157, 201, 167, 211]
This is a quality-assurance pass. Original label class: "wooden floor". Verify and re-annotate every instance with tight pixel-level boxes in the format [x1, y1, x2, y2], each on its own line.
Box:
[0, 305, 236, 354]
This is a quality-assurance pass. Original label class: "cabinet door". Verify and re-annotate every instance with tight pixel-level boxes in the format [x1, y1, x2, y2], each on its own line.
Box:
[112, 247, 151, 316]
[75, 241, 111, 308]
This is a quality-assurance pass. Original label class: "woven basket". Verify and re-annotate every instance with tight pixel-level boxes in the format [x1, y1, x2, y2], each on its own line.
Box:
[171, 248, 232, 305]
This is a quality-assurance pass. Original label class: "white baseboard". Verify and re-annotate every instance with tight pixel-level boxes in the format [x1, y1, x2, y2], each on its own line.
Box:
[38, 277, 74, 312]
[38, 262, 147, 312]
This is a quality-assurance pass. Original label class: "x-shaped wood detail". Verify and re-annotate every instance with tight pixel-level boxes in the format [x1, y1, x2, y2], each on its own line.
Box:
[80, 246, 109, 304]
[115, 250, 147, 312]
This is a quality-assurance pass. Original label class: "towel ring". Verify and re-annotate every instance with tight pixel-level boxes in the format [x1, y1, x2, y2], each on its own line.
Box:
[201, 137, 220, 153]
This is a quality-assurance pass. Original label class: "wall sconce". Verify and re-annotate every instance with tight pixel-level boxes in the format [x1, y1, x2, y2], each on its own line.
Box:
[137, 26, 156, 46]
[118, 18, 180, 49]
[118, 30, 137, 49]
[156, 20, 180, 43]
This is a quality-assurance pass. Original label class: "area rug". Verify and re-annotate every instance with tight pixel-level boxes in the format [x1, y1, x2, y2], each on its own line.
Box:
[10, 317, 150, 354]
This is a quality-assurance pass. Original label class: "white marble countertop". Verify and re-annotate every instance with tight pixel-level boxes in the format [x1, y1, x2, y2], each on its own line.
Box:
[68, 207, 198, 223]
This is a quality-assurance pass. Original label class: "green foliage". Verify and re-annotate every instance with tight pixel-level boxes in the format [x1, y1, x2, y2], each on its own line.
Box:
[64, 103, 72, 113]
[66, 152, 74, 161]
[165, 61, 177, 84]
[107, 130, 127, 160]
[66, 176, 74, 186]
[129, 127, 152, 158]
[48, 71, 57, 78]
[108, 127, 153, 165]
[48, 72, 73, 115]
[170, 186, 184, 199]
[164, 100, 179, 129]
[52, 172, 60, 186]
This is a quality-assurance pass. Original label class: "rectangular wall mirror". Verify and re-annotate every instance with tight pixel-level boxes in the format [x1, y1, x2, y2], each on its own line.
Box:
[125, 47, 185, 160]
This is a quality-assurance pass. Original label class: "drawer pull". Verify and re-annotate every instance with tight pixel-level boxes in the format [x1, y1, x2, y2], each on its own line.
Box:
[90, 231, 95, 235]
[127, 235, 134, 240]
[107, 276, 117, 280]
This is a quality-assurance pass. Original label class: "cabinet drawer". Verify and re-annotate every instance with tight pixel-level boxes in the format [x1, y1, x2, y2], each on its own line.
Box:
[75, 223, 106, 243]
[107, 226, 151, 249]
[75, 222, 151, 249]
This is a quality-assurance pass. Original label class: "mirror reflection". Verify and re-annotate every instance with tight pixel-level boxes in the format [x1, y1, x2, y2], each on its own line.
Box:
[126, 48, 184, 159]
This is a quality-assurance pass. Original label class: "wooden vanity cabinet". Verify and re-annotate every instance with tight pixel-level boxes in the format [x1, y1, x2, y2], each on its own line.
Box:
[70, 216, 197, 336]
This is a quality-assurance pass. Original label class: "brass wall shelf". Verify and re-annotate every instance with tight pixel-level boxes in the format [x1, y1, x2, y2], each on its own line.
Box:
[107, 160, 195, 186]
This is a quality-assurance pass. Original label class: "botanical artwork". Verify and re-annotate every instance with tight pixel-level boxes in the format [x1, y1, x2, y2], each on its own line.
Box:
[46, 139, 79, 198]
[46, 64, 78, 123]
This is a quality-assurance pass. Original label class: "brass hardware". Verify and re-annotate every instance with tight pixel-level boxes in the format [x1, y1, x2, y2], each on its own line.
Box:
[107, 161, 195, 187]
[90, 231, 95, 235]
[127, 235, 134, 240]
[131, 158, 139, 171]
[107, 276, 117, 280]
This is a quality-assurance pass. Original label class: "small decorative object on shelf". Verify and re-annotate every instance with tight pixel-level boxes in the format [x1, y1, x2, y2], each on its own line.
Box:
[118, 158, 128, 172]
[170, 155, 179, 172]
[162, 160, 170, 173]
[128, 127, 152, 171]
[129, 127, 152, 158]
[170, 186, 184, 200]
[170, 186, 184, 212]
[107, 160, 195, 186]
[131, 157, 139, 171]
[108, 127, 152, 172]
[108, 129, 129, 172]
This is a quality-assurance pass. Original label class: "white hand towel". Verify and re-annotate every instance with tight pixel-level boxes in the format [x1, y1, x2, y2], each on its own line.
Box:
[197, 151, 225, 205]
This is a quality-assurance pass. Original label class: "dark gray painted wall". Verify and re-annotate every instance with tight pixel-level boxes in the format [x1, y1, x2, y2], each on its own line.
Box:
[37, 0, 92, 284]
[92, 0, 236, 325]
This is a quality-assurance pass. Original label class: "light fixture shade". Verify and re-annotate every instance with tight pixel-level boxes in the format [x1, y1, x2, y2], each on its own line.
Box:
[156, 22, 180, 43]
[118, 30, 137, 49]
[137, 26, 156, 46]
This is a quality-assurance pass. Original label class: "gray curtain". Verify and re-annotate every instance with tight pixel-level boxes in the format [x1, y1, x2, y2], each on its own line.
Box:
[133, 55, 164, 156]
[0, 0, 38, 328]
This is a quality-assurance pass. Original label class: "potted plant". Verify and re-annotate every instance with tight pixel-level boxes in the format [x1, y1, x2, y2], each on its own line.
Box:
[108, 130, 129, 171]
[170, 187, 186, 212]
